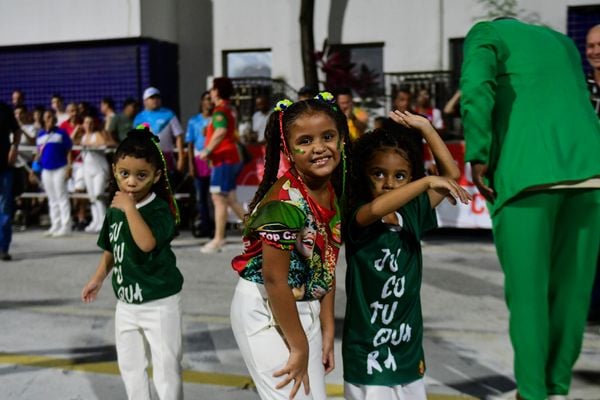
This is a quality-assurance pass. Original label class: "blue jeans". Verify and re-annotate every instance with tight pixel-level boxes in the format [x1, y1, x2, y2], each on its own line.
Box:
[0, 168, 14, 252]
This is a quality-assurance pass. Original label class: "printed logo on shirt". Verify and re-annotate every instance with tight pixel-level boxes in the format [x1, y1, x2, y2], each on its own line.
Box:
[110, 220, 144, 303]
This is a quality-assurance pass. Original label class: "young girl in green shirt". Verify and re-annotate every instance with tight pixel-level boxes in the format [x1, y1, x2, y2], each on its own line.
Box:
[343, 111, 471, 399]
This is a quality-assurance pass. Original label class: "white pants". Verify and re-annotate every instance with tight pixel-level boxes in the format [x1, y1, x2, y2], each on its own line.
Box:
[115, 293, 183, 400]
[230, 278, 326, 400]
[344, 378, 427, 400]
[83, 168, 107, 227]
[41, 167, 71, 231]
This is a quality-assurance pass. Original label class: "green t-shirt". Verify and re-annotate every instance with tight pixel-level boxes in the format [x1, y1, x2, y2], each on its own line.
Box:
[107, 113, 133, 142]
[98, 193, 183, 304]
[342, 192, 436, 386]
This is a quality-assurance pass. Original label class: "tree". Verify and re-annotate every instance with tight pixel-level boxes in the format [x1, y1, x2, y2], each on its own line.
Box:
[300, 0, 318, 90]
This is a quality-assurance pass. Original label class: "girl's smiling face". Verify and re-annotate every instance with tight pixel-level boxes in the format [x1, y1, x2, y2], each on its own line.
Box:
[112, 156, 161, 203]
[366, 148, 413, 199]
[287, 112, 341, 185]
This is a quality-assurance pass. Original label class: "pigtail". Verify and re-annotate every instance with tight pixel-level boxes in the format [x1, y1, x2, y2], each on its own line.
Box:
[149, 137, 181, 226]
[246, 111, 283, 216]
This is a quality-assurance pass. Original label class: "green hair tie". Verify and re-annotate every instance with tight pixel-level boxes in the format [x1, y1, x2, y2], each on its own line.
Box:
[274, 99, 294, 112]
[314, 91, 335, 104]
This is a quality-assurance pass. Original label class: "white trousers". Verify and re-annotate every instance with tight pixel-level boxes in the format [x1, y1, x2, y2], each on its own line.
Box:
[41, 167, 71, 230]
[83, 168, 107, 227]
[230, 278, 326, 400]
[115, 293, 183, 400]
[344, 378, 427, 400]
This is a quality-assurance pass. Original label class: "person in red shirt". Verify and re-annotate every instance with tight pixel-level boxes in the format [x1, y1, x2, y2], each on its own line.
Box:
[199, 77, 246, 253]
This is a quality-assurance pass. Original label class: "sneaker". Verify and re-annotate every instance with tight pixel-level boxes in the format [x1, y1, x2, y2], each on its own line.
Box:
[0, 252, 12, 261]
[84, 222, 100, 233]
[200, 239, 226, 254]
[43, 225, 60, 237]
[52, 227, 72, 238]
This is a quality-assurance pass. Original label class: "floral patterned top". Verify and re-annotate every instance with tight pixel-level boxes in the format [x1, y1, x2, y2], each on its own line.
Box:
[231, 170, 342, 301]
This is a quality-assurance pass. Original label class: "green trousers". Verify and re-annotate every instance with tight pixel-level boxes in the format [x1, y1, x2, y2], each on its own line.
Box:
[492, 189, 600, 400]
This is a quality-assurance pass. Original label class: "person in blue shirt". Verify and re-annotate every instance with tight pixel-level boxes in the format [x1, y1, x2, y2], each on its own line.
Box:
[35, 109, 73, 237]
[186, 91, 214, 237]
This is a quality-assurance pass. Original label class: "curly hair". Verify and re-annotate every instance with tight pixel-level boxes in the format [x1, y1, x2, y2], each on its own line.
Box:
[109, 128, 179, 223]
[348, 127, 423, 211]
[247, 98, 352, 216]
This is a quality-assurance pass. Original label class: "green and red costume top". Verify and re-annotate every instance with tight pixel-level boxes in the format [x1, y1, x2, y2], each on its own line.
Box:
[231, 170, 342, 301]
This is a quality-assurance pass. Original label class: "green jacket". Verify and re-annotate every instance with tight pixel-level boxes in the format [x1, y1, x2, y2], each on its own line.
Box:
[460, 19, 600, 215]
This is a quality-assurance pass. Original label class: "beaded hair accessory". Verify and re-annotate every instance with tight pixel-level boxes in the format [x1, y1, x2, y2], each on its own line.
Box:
[274, 99, 294, 160]
[134, 124, 181, 225]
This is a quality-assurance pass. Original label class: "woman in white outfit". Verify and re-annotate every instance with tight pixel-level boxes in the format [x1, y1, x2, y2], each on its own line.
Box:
[80, 116, 111, 233]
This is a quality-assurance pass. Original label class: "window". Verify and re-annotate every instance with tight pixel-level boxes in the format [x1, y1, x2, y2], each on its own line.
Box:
[223, 49, 272, 78]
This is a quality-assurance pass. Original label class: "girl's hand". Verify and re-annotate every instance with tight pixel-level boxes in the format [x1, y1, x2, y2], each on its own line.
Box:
[81, 278, 102, 303]
[389, 110, 431, 132]
[111, 191, 136, 212]
[322, 333, 335, 375]
[273, 345, 310, 399]
[427, 176, 472, 205]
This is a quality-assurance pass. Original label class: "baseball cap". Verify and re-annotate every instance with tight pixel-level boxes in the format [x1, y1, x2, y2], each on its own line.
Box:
[143, 87, 160, 100]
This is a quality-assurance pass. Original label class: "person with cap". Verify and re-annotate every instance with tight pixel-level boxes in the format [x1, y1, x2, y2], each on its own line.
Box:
[461, 18, 600, 400]
[134, 87, 185, 174]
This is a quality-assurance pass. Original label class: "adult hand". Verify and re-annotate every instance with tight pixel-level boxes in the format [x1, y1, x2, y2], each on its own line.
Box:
[471, 162, 495, 203]
[273, 346, 310, 399]
[7, 145, 18, 166]
[176, 156, 186, 173]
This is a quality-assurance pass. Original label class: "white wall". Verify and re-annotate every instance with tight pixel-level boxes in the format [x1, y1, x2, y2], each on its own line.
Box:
[212, 0, 600, 88]
[0, 0, 141, 45]
[140, 0, 178, 43]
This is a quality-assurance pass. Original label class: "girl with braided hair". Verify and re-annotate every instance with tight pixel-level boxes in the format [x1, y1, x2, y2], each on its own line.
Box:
[230, 93, 350, 399]
[81, 127, 183, 400]
[342, 111, 471, 400]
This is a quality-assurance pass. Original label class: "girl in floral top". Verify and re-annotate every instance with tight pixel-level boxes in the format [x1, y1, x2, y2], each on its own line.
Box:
[230, 93, 350, 400]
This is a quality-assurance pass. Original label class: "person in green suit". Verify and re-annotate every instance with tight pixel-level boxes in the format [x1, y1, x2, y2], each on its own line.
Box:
[460, 18, 600, 400]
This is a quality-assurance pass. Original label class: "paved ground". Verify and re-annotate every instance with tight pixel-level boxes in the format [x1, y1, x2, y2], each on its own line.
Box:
[0, 228, 598, 399]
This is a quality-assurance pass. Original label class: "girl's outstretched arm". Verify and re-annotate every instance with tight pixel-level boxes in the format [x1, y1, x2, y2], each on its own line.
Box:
[81, 251, 114, 303]
[262, 243, 310, 399]
[389, 110, 469, 208]
[355, 176, 468, 227]
[319, 284, 335, 375]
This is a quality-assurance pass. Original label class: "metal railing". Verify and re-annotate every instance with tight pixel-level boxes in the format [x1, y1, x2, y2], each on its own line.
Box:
[230, 77, 298, 122]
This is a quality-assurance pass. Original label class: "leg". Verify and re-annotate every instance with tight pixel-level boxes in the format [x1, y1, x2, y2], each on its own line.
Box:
[226, 190, 246, 221]
[492, 191, 560, 400]
[0, 169, 14, 254]
[41, 169, 60, 234]
[211, 193, 228, 242]
[115, 301, 151, 400]
[546, 189, 600, 395]
[83, 171, 97, 230]
[92, 171, 107, 229]
[140, 294, 183, 400]
[55, 167, 72, 234]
